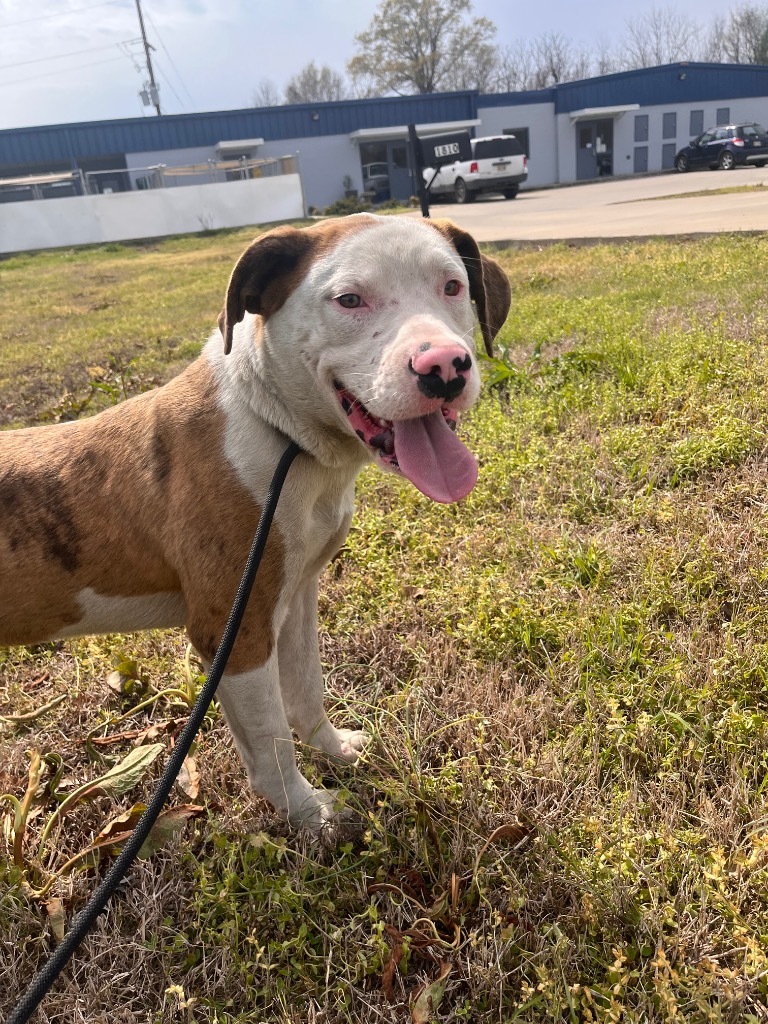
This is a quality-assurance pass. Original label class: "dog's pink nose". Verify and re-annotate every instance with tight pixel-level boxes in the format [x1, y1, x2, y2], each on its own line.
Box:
[411, 344, 472, 381]
[409, 344, 472, 403]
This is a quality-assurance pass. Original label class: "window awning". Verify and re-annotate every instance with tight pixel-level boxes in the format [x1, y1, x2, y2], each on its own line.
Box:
[349, 119, 481, 144]
[568, 104, 639, 122]
[216, 138, 265, 154]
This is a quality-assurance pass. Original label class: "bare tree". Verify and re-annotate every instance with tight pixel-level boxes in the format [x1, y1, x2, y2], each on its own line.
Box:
[442, 37, 500, 92]
[699, 15, 728, 61]
[593, 37, 621, 76]
[529, 32, 578, 86]
[284, 62, 348, 104]
[618, 5, 702, 69]
[348, 0, 497, 95]
[492, 41, 537, 92]
[722, 4, 768, 63]
[251, 78, 282, 107]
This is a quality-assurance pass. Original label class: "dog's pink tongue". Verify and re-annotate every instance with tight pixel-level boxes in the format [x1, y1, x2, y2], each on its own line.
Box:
[393, 411, 478, 503]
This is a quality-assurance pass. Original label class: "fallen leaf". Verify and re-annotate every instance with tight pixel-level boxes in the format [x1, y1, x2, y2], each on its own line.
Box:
[44, 898, 66, 944]
[39, 743, 165, 850]
[176, 756, 200, 801]
[411, 962, 452, 1023]
[474, 820, 534, 868]
[0, 693, 67, 724]
[55, 803, 204, 876]
[381, 930, 404, 1002]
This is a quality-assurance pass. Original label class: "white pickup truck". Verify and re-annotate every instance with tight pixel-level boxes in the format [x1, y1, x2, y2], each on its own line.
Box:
[424, 135, 528, 204]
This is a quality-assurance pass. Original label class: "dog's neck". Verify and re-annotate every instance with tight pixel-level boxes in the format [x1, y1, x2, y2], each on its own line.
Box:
[205, 322, 368, 475]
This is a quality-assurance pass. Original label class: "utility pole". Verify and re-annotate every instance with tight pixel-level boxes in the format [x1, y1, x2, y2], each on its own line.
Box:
[135, 0, 161, 115]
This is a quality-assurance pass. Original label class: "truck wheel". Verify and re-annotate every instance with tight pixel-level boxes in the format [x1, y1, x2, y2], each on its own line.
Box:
[454, 178, 475, 204]
[503, 186, 519, 199]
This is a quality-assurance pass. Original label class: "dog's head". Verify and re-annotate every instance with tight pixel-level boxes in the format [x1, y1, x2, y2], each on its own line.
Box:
[218, 215, 511, 502]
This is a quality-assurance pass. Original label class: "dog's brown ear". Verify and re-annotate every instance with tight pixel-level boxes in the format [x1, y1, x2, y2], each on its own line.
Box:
[220, 225, 316, 354]
[429, 219, 511, 357]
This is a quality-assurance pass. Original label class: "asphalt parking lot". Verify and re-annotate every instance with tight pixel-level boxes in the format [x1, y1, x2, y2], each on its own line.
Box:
[421, 166, 768, 243]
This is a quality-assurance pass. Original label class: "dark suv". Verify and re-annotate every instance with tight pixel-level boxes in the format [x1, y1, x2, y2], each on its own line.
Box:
[674, 122, 768, 172]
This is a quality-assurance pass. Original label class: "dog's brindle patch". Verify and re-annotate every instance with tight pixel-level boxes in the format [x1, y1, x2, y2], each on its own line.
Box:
[0, 359, 283, 672]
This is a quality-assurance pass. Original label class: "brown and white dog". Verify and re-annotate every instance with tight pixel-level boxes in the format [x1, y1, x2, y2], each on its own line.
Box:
[0, 214, 511, 829]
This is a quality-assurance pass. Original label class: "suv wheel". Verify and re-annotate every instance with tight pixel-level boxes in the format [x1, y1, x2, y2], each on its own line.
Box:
[503, 186, 519, 199]
[718, 150, 736, 170]
[454, 178, 475, 204]
[675, 154, 689, 173]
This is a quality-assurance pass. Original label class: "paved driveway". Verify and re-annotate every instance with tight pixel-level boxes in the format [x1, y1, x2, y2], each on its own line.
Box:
[421, 166, 768, 243]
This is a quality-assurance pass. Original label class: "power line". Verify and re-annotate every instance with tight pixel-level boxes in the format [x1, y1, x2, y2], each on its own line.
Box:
[152, 61, 186, 113]
[0, 1, 123, 30]
[143, 7, 195, 108]
[0, 54, 130, 88]
[0, 42, 137, 72]
[134, 0, 160, 115]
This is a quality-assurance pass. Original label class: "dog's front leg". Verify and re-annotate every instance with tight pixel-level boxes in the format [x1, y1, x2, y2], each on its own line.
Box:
[278, 579, 370, 762]
[215, 651, 339, 829]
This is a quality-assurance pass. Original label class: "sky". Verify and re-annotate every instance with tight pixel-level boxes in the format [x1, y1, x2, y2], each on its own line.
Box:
[0, 0, 744, 131]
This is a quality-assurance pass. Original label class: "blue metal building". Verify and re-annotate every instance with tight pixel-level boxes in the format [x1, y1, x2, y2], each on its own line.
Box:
[1, 62, 767, 208]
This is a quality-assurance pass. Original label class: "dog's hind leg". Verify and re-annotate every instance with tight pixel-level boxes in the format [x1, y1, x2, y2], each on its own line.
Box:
[277, 579, 370, 763]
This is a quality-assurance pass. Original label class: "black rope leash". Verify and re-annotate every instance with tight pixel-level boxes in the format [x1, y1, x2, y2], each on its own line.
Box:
[7, 440, 303, 1024]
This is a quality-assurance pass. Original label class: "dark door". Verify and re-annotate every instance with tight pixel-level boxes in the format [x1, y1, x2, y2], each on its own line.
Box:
[387, 142, 413, 200]
[576, 123, 597, 180]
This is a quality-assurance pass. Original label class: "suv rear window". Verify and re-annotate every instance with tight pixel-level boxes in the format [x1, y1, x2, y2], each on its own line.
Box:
[742, 124, 767, 137]
[472, 137, 523, 159]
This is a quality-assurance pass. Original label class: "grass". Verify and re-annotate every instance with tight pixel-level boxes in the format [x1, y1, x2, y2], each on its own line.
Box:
[631, 182, 767, 201]
[3, 226, 768, 1021]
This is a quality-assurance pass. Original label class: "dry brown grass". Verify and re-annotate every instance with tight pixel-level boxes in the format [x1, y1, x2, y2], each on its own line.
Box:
[3, 230, 768, 1021]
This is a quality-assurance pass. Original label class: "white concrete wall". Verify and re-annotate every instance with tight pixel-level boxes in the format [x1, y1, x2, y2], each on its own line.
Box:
[0, 174, 304, 254]
[476, 102, 557, 189]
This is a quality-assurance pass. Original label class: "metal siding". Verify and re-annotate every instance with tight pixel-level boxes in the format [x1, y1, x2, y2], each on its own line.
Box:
[0, 93, 477, 166]
[556, 63, 768, 113]
[478, 88, 555, 108]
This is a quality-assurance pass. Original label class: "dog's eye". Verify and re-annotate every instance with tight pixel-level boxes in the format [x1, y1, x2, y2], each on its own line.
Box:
[444, 280, 461, 296]
[336, 293, 363, 309]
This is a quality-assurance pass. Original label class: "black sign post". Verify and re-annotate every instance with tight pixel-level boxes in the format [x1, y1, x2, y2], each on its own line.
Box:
[407, 125, 473, 218]
[408, 124, 431, 219]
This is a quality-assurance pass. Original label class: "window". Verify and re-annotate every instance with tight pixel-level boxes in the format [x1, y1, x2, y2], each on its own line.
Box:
[690, 109, 704, 136]
[634, 115, 649, 143]
[504, 127, 530, 157]
[473, 137, 523, 159]
[391, 146, 408, 169]
[717, 107, 730, 125]
[662, 112, 677, 139]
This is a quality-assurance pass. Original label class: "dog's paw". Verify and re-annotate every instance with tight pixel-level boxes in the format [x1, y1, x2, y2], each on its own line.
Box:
[286, 785, 344, 831]
[306, 720, 371, 763]
[334, 728, 371, 763]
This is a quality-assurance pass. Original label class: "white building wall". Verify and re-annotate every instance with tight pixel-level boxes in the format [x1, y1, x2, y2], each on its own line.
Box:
[129, 134, 361, 211]
[126, 146, 215, 188]
[258, 134, 363, 210]
[476, 102, 557, 188]
[481, 94, 768, 186]
[637, 95, 768, 173]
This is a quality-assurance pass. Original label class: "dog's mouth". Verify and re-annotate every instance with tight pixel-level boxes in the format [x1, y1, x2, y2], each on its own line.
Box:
[333, 380, 478, 503]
